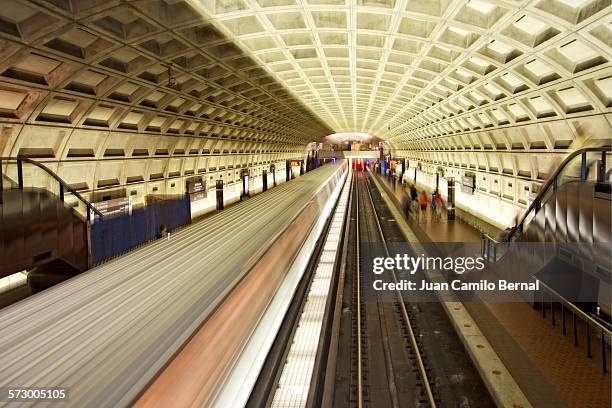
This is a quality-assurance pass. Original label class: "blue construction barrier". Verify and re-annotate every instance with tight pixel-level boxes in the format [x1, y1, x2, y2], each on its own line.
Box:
[90, 195, 191, 265]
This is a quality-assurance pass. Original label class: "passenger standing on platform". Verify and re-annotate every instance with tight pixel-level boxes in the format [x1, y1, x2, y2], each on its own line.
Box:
[410, 185, 418, 202]
[402, 194, 411, 219]
[419, 191, 429, 222]
[431, 192, 437, 218]
[158, 224, 170, 240]
[434, 193, 443, 221]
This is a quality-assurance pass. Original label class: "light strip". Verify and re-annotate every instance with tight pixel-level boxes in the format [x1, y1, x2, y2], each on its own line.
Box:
[0, 271, 27, 294]
[211, 165, 348, 408]
[271, 169, 352, 407]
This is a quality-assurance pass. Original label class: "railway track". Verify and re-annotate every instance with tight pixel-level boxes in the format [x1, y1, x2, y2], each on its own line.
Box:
[331, 169, 493, 408]
[351, 170, 436, 408]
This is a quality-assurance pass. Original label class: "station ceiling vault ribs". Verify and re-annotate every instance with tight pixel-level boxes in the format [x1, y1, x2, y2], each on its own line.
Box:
[0, 0, 333, 146]
[188, 0, 612, 141]
[0, 0, 610, 151]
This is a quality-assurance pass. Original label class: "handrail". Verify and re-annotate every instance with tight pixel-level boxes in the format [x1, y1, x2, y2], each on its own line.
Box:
[481, 233, 508, 264]
[0, 157, 103, 220]
[538, 279, 612, 337]
[482, 232, 499, 244]
[509, 146, 611, 240]
[537, 278, 611, 372]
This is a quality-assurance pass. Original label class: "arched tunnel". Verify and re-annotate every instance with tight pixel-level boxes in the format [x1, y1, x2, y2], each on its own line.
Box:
[0, 1, 610, 407]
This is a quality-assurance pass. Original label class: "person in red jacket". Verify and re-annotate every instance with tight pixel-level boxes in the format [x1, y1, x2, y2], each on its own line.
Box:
[419, 191, 429, 222]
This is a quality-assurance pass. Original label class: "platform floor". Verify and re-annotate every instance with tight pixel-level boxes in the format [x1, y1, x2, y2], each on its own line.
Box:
[373, 170, 611, 408]
[378, 174, 484, 243]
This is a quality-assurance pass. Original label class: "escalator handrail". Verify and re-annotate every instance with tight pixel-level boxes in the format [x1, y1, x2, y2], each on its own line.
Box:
[0, 156, 103, 219]
[509, 146, 611, 240]
[538, 279, 612, 336]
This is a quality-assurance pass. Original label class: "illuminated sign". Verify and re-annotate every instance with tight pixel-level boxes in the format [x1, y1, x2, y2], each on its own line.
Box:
[92, 196, 132, 217]
[461, 173, 476, 195]
[186, 177, 205, 193]
[186, 176, 206, 201]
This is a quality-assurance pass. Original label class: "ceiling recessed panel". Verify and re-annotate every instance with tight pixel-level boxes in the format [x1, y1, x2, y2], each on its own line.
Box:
[9, 0, 606, 143]
[193, 1, 595, 138]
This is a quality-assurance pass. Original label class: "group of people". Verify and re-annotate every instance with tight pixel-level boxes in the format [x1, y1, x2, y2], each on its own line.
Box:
[402, 185, 444, 222]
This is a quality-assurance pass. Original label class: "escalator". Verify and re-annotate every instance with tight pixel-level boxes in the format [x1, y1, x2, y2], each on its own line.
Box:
[0, 157, 102, 294]
[484, 147, 611, 326]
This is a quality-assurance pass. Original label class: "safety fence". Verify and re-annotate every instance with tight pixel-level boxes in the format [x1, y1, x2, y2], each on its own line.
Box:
[90, 195, 191, 265]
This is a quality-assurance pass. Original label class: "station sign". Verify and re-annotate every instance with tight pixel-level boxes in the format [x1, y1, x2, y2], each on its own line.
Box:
[461, 173, 476, 195]
[186, 176, 206, 202]
[92, 196, 132, 217]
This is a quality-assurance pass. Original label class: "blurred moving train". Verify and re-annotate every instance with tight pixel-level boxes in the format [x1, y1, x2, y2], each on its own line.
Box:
[0, 161, 348, 407]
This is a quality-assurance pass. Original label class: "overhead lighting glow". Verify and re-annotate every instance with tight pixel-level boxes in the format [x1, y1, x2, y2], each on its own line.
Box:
[327, 132, 372, 142]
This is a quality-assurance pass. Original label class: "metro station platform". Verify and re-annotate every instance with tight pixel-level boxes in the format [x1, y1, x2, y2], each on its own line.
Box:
[0, 150, 611, 408]
[0, 0, 610, 406]
[374, 170, 612, 408]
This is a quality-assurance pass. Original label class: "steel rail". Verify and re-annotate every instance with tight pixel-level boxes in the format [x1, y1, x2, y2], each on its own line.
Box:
[320, 166, 356, 408]
[537, 280, 612, 338]
[363, 173, 437, 408]
[354, 173, 364, 408]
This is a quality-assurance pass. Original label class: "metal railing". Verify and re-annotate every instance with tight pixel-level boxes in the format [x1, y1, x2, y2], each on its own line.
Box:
[481, 237, 612, 373]
[510, 146, 611, 241]
[0, 157, 103, 221]
[537, 280, 611, 373]
[480, 233, 506, 263]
